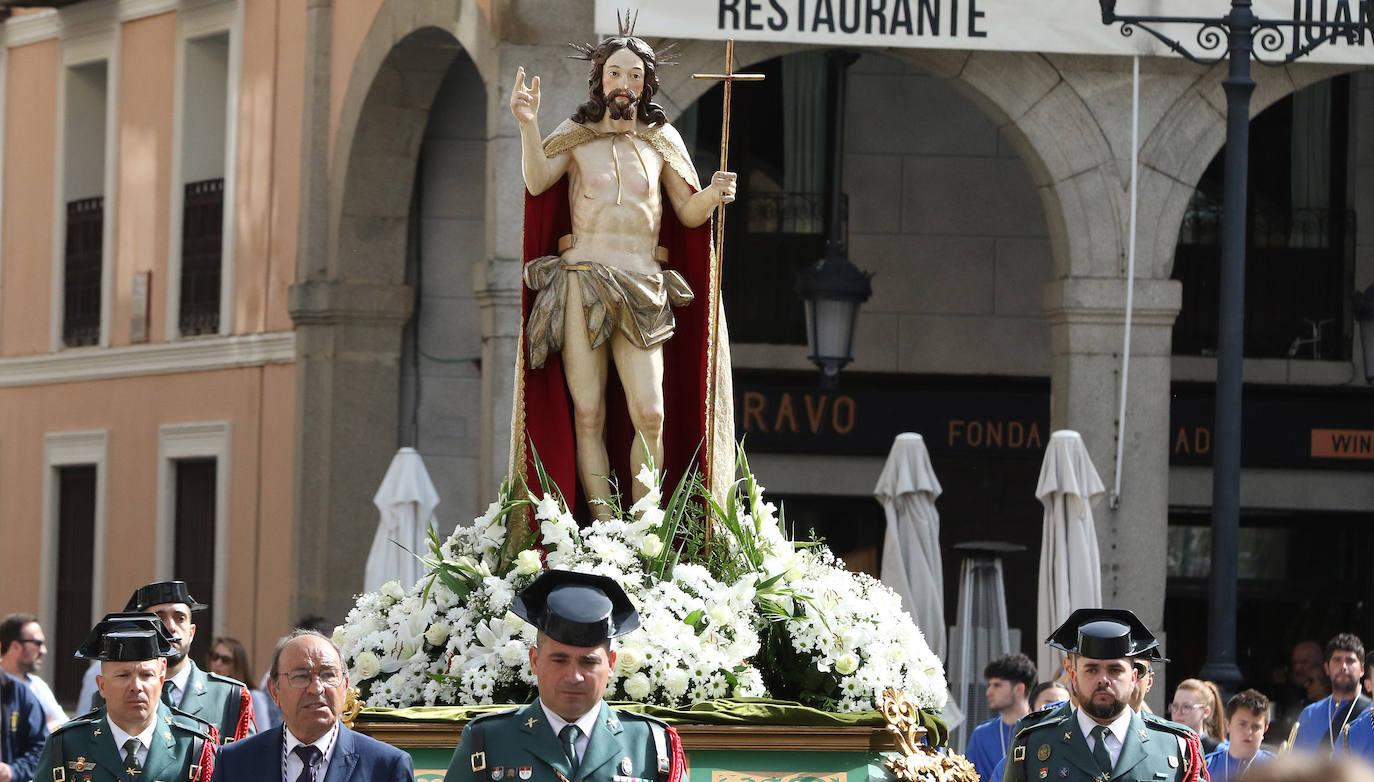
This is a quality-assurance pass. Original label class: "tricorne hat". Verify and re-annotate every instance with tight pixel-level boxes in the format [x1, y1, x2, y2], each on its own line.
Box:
[124, 580, 208, 613]
[1046, 607, 1168, 662]
[511, 570, 640, 647]
[75, 612, 179, 662]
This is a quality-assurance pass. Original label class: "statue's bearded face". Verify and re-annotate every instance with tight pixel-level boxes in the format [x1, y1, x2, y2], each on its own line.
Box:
[599, 47, 646, 120]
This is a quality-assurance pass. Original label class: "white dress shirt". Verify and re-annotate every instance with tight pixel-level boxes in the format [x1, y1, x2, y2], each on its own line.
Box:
[165, 664, 193, 707]
[540, 700, 601, 762]
[20, 673, 69, 727]
[284, 722, 340, 781]
[1077, 706, 1133, 769]
[107, 715, 159, 768]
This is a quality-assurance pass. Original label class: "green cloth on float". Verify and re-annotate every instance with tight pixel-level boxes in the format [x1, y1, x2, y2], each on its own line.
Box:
[358, 697, 949, 746]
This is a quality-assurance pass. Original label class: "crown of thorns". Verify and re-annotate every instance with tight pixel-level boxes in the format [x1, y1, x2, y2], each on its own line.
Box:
[568, 9, 679, 65]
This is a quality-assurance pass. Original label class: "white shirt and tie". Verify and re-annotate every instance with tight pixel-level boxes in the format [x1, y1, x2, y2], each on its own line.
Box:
[1077, 707, 1134, 769]
[107, 715, 158, 769]
[539, 700, 600, 764]
[165, 665, 193, 707]
[284, 722, 340, 781]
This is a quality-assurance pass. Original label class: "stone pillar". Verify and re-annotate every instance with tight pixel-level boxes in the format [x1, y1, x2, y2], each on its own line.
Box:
[1043, 276, 1181, 634]
[289, 281, 413, 624]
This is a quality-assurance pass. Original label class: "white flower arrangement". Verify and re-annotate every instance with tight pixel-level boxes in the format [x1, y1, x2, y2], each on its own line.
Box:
[336, 451, 947, 715]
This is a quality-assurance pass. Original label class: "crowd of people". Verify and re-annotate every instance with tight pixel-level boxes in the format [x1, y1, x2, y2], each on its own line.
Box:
[0, 580, 409, 781]
[968, 631, 1374, 782]
[8, 578, 1374, 782]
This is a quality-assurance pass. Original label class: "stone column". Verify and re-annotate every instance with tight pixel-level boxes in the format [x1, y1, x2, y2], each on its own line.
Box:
[1043, 276, 1181, 634]
[289, 281, 413, 625]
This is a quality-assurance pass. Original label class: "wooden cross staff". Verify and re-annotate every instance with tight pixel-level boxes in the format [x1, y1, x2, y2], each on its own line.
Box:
[693, 40, 763, 546]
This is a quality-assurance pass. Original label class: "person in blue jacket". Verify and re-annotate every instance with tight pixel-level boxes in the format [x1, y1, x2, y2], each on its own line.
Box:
[1, 668, 50, 782]
[1204, 689, 1274, 782]
[1292, 633, 1370, 752]
[965, 653, 1037, 782]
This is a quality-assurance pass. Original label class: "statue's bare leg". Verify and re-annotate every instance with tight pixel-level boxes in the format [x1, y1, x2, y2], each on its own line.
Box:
[610, 332, 666, 505]
[561, 276, 613, 519]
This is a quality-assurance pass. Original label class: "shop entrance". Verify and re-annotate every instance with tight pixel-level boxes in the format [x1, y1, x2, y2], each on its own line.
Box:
[1164, 508, 1374, 738]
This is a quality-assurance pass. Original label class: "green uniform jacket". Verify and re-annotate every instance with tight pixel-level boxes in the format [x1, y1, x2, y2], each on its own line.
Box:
[34, 702, 216, 782]
[90, 662, 256, 744]
[1004, 706, 1194, 782]
[177, 662, 256, 743]
[445, 701, 671, 782]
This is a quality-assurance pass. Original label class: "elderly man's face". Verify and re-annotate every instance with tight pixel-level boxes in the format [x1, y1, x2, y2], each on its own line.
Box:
[600, 47, 645, 120]
[1071, 656, 1137, 722]
[98, 659, 165, 732]
[269, 635, 350, 744]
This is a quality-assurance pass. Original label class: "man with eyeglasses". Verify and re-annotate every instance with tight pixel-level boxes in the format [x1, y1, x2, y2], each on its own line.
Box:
[35, 613, 217, 782]
[211, 629, 413, 781]
[114, 580, 257, 744]
[0, 614, 66, 731]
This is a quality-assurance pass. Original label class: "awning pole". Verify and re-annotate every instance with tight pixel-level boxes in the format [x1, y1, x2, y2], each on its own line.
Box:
[1110, 55, 1141, 510]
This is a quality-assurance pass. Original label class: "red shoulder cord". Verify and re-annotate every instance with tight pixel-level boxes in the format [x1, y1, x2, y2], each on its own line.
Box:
[197, 733, 217, 781]
[666, 725, 688, 782]
[1184, 732, 1211, 782]
[233, 686, 255, 741]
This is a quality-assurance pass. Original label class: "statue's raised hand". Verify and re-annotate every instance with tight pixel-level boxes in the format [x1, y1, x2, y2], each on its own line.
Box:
[510, 66, 540, 125]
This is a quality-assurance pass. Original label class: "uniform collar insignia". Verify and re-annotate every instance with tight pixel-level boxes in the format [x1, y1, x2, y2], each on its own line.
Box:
[526, 717, 539, 729]
[1063, 731, 1073, 742]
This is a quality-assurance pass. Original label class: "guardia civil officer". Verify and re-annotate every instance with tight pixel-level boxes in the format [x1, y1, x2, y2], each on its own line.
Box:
[1004, 608, 1204, 782]
[35, 613, 216, 781]
[123, 581, 256, 743]
[445, 570, 685, 782]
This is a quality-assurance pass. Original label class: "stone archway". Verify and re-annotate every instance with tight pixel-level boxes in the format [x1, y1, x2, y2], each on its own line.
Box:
[289, 0, 495, 625]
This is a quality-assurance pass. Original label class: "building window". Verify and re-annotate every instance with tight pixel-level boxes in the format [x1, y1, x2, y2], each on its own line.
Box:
[54, 464, 96, 703]
[179, 179, 224, 335]
[1172, 77, 1353, 360]
[686, 53, 829, 345]
[62, 196, 103, 347]
[173, 457, 217, 664]
[172, 31, 232, 338]
[60, 59, 110, 348]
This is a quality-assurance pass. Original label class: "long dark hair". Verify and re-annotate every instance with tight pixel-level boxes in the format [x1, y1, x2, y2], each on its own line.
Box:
[571, 37, 667, 126]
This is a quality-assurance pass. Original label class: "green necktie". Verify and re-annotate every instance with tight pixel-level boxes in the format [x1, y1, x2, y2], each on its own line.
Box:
[123, 738, 143, 774]
[162, 681, 178, 707]
[1092, 725, 1114, 777]
[560, 724, 581, 775]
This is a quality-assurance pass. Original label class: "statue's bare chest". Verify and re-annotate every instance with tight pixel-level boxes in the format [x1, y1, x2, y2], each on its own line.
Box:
[569, 136, 664, 206]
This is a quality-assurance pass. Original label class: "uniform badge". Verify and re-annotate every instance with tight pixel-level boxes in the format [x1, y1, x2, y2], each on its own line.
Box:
[1037, 745, 1051, 762]
[493, 767, 506, 780]
[621, 757, 633, 775]
[1057, 769, 1068, 778]
[195, 681, 206, 692]
[68, 757, 95, 772]
[1038, 769, 1048, 779]
[1168, 756, 1179, 768]
[519, 767, 533, 780]
[1138, 728, 1148, 741]
[1063, 731, 1074, 742]
[1013, 746, 1026, 762]
[526, 718, 539, 729]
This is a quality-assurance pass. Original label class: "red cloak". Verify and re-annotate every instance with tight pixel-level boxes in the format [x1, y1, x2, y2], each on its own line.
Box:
[511, 133, 717, 522]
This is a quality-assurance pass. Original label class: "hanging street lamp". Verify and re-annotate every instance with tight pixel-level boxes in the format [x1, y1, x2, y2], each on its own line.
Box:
[1355, 284, 1374, 385]
[797, 50, 872, 388]
[1098, 0, 1373, 695]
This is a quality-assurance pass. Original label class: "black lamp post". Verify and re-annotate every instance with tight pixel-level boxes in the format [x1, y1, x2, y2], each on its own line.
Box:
[797, 50, 873, 388]
[1098, 0, 1371, 696]
[1356, 284, 1374, 385]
